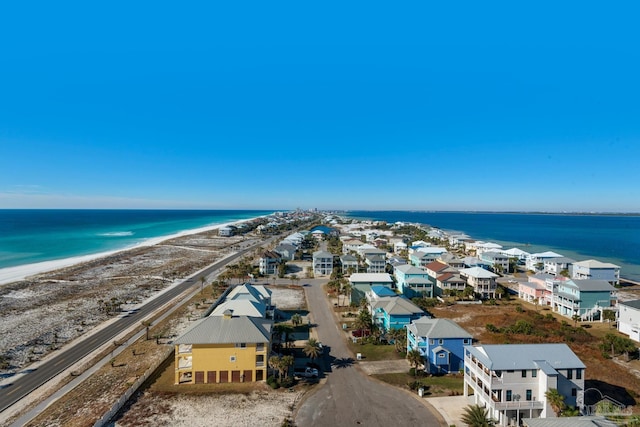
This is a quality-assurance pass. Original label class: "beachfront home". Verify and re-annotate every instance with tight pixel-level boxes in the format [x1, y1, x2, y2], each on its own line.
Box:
[501, 247, 530, 263]
[312, 250, 334, 276]
[365, 285, 397, 306]
[618, 299, 640, 342]
[339, 254, 358, 275]
[218, 225, 236, 237]
[211, 299, 266, 318]
[464, 343, 586, 426]
[480, 251, 510, 273]
[572, 259, 621, 286]
[174, 311, 272, 384]
[394, 264, 433, 298]
[258, 251, 281, 275]
[439, 252, 467, 269]
[526, 251, 564, 272]
[348, 273, 394, 304]
[407, 317, 472, 374]
[459, 267, 499, 299]
[409, 247, 448, 267]
[550, 278, 617, 321]
[543, 256, 575, 277]
[475, 242, 504, 257]
[370, 296, 426, 333]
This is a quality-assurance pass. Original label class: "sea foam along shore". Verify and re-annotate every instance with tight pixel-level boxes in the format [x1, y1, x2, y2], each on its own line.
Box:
[0, 218, 256, 286]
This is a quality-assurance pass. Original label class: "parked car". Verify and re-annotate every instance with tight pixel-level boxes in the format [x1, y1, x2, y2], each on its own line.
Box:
[294, 367, 319, 378]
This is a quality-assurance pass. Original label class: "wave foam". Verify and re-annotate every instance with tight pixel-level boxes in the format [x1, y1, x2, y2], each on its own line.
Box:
[99, 231, 134, 237]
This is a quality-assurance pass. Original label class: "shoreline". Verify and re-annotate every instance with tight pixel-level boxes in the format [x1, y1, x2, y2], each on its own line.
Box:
[0, 217, 259, 286]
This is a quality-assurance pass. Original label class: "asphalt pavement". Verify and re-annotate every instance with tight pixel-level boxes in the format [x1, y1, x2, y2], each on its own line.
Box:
[294, 277, 446, 427]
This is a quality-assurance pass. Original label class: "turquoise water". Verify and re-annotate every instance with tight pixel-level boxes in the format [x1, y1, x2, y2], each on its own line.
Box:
[345, 211, 640, 283]
[0, 209, 273, 269]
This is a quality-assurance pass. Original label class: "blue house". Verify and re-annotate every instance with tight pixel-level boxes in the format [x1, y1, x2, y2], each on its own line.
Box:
[407, 317, 472, 374]
[370, 296, 426, 332]
[394, 264, 434, 298]
[551, 278, 617, 321]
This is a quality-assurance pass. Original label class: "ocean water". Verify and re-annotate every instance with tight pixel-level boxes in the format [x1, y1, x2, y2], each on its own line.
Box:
[344, 211, 640, 283]
[0, 209, 273, 269]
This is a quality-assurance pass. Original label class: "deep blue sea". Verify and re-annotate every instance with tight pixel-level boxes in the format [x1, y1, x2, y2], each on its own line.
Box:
[345, 211, 640, 283]
[0, 209, 273, 270]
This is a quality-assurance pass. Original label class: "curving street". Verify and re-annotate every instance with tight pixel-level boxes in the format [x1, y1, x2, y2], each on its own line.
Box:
[295, 277, 445, 426]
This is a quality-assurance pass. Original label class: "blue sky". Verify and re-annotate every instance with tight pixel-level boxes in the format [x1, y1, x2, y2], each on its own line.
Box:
[1, 2, 639, 212]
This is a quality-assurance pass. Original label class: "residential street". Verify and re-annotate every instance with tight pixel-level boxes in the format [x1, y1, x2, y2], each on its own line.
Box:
[294, 277, 445, 426]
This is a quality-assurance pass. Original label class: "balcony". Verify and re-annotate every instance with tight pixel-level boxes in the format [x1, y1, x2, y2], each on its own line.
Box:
[492, 400, 544, 411]
[177, 344, 192, 354]
[177, 356, 192, 370]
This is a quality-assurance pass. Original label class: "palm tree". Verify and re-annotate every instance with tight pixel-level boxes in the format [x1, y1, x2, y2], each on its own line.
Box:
[280, 355, 295, 378]
[269, 355, 282, 380]
[407, 348, 423, 377]
[141, 320, 152, 340]
[291, 313, 302, 327]
[545, 388, 566, 416]
[341, 281, 352, 307]
[387, 328, 406, 353]
[460, 404, 496, 427]
[199, 275, 206, 294]
[303, 338, 322, 360]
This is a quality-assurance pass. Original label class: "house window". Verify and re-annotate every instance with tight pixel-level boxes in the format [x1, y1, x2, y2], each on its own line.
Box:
[572, 388, 577, 397]
[526, 390, 532, 401]
[567, 369, 573, 379]
[521, 370, 527, 378]
[576, 369, 582, 379]
[463, 339, 470, 344]
[235, 343, 247, 349]
[230, 356, 236, 362]
[439, 339, 444, 345]
[256, 343, 265, 352]
[506, 390, 512, 401]
[532, 370, 537, 378]
[438, 353, 445, 358]
[429, 339, 435, 345]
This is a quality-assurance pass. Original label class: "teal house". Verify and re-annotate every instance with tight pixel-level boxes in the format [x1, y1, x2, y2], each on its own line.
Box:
[551, 278, 617, 321]
[394, 264, 434, 298]
[370, 296, 426, 332]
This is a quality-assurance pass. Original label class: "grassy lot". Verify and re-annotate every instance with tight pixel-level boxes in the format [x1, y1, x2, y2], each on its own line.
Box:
[372, 372, 464, 397]
[346, 341, 405, 361]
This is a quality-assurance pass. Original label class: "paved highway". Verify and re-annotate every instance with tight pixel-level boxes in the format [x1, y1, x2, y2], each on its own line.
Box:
[0, 240, 265, 414]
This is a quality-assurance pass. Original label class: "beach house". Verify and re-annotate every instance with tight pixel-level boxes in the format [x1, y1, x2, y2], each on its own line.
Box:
[618, 300, 640, 342]
[174, 312, 272, 384]
[274, 243, 297, 261]
[312, 250, 334, 276]
[572, 259, 621, 286]
[394, 264, 434, 298]
[526, 251, 564, 272]
[369, 296, 426, 332]
[459, 267, 499, 299]
[480, 251, 510, 273]
[436, 272, 467, 295]
[365, 253, 387, 274]
[409, 247, 448, 267]
[348, 273, 394, 304]
[464, 343, 586, 426]
[339, 254, 358, 275]
[258, 251, 281, 275]
[550, 278, 617, 321]
[542, 256, 575, 277]
[406, 317, 472, 374]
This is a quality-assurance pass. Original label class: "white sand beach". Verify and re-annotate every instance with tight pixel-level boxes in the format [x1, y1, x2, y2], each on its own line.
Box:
[0, 220, 248, 286]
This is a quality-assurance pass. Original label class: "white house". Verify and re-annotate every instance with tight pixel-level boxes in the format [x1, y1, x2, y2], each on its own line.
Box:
[526, 251, 564, 272]
[618, 299, 640, 342]
[543, 257, 575, 277]
[459, 267, 499, 299]
[464, 343, 586, 426]
[572, 259, 621, 286]
[312, 250, 334, 276]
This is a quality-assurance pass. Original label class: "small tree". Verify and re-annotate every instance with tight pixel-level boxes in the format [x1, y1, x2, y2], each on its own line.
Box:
[407, 349, 423, 377]
[304, 338, 322, 361]
[545, 388, 566, 416]
[141, 320, 152, 340]
[291, 313, 302, 327]
[461, 404, 496, 427]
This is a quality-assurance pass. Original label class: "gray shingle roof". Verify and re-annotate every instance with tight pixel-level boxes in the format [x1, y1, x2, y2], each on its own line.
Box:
[174, 315, 272, 345]
[408, 318, 472, 339]
[619, 299, 640, 310]
[373, 297, 424, 315]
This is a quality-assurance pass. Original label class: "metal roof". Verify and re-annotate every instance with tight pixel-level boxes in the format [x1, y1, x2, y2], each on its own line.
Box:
[408, 318, 472, 339]
[465, 343, 585, 371]
[174, 315, 272, 345]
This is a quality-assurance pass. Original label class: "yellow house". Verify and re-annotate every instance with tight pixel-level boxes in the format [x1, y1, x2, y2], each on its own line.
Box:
[174, 311, 272, 384]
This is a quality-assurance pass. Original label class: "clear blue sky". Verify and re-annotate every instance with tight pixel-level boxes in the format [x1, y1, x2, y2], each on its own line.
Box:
[1, 2, 639, 212]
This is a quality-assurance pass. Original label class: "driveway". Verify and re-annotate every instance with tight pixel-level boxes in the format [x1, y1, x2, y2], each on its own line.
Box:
[294, 278, 445, 427]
